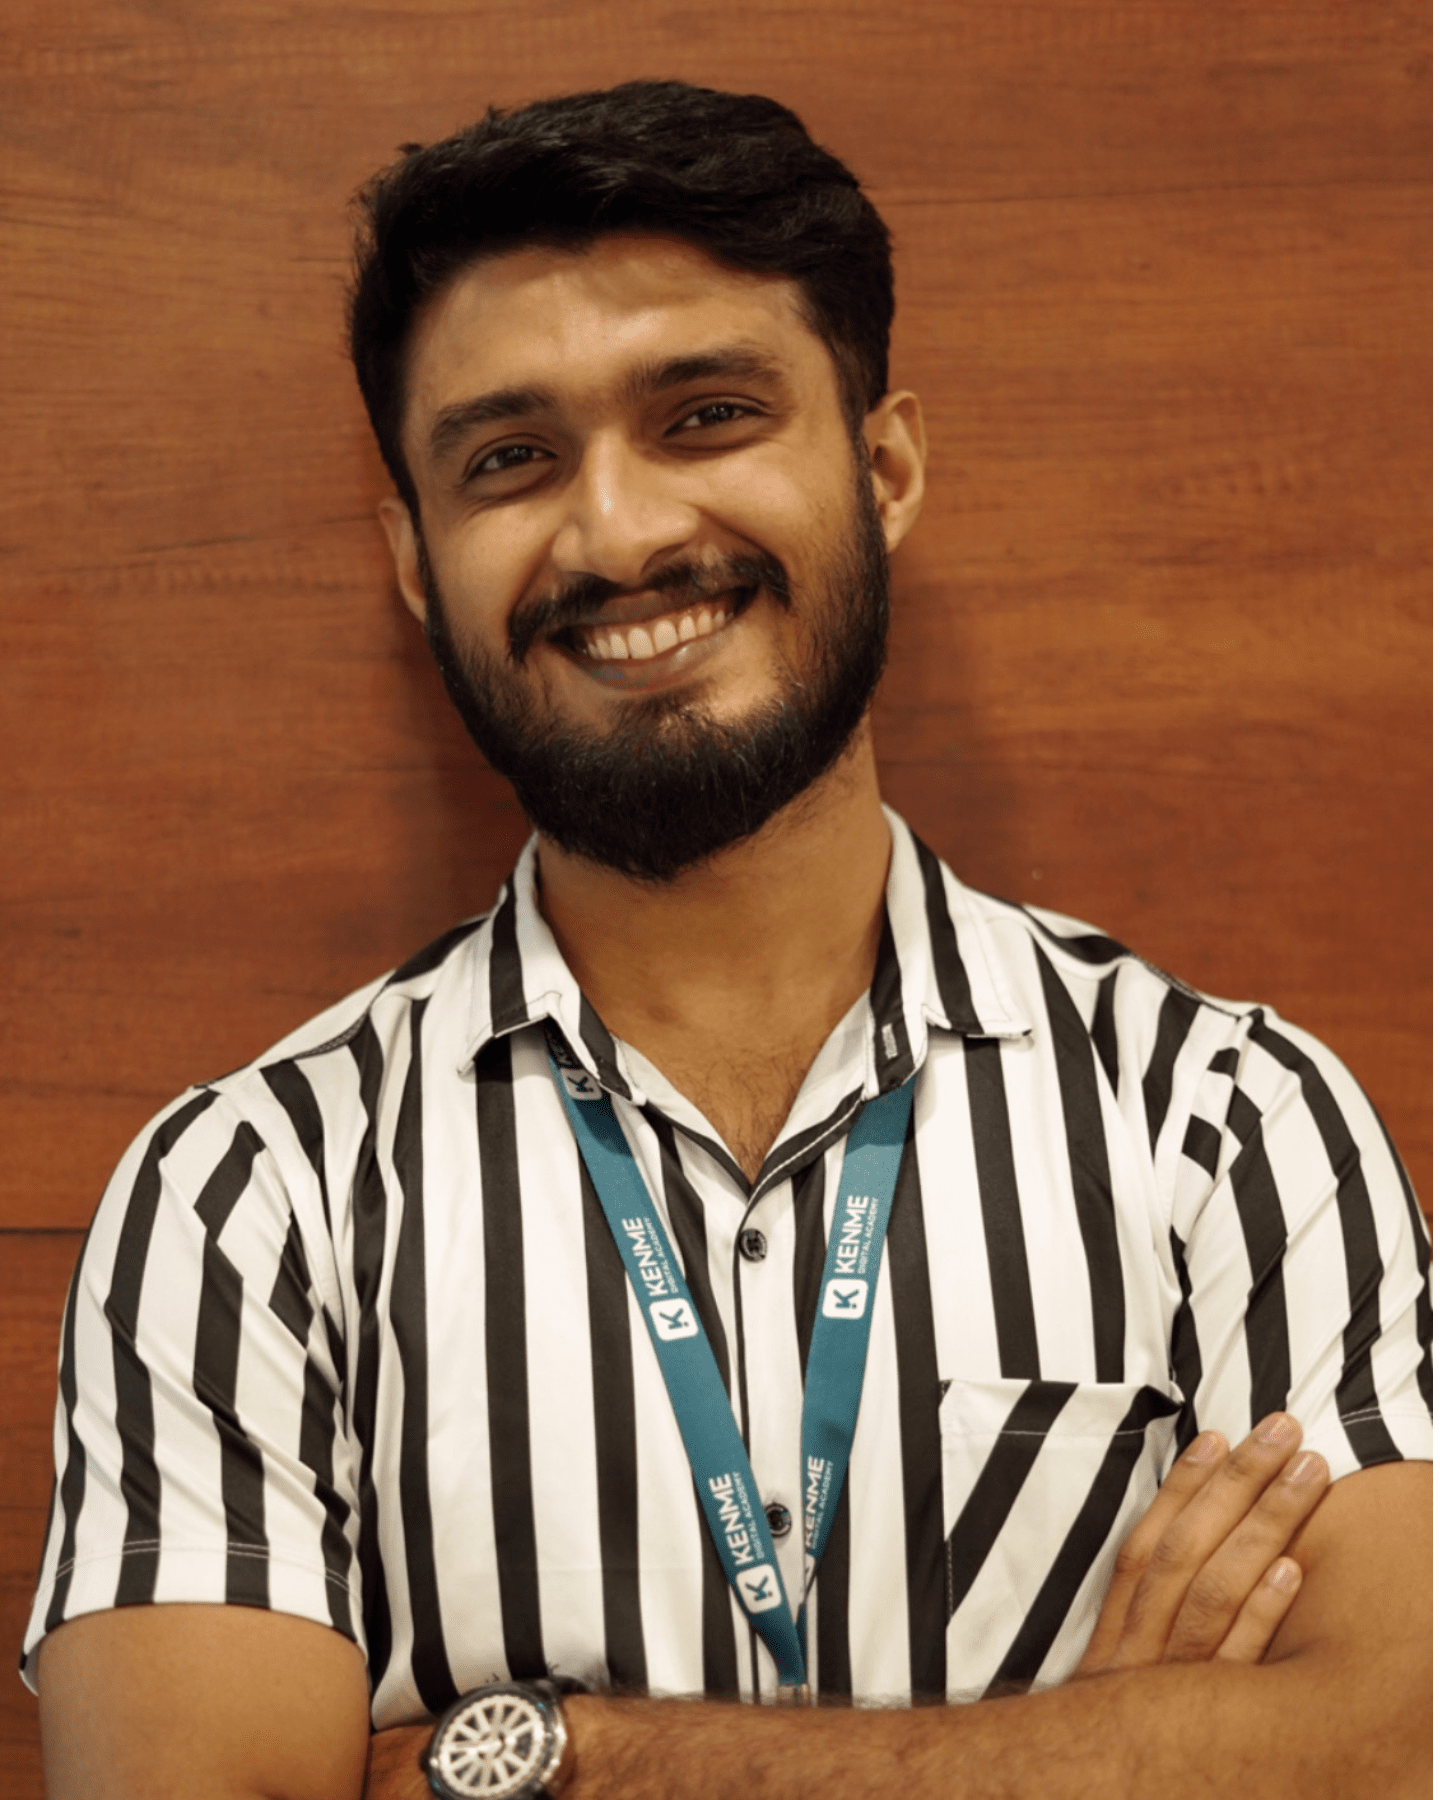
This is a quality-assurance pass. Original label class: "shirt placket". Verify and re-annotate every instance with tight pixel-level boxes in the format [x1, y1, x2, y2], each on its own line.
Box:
[726, 1173, 810, 1651]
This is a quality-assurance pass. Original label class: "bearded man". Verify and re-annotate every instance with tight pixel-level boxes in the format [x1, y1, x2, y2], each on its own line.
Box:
[28, 82, 1430, 1800]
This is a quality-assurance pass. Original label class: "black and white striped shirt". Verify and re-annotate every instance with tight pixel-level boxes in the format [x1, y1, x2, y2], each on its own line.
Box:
[24, 811, 1432, 1718]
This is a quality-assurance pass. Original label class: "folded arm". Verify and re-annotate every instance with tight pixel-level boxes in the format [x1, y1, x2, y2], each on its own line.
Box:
[41, 1421, 1428, 1800]
[549, 1460, 1429, 1800]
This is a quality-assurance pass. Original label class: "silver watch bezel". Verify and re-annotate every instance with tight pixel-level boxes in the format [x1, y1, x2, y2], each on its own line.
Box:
[425, 1681, 569, 1800]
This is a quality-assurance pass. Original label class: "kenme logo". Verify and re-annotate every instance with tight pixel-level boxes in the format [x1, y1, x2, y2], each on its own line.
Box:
[803, 1454, 832, 1550]
[832, 1194, 875, 1277]
[622, 1217, 672, 1297]
[561, 1067, 603, 1102]
[737, 1564, 784, 1614]
[821, 1277, 868, 1319]
[649, 1297, 698, 1340]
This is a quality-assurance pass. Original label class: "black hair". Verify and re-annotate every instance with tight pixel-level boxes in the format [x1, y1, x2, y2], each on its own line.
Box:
[348, 80, 894, 513]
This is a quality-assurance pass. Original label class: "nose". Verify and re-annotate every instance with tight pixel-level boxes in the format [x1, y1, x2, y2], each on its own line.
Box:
[549, 433, 697, 589]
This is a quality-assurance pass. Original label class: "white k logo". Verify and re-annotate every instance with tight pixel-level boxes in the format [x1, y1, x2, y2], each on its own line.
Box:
[737, 1564, 784, 1613]
[822, 1278, 869, 1319]
[650, 1298, 698, 1340]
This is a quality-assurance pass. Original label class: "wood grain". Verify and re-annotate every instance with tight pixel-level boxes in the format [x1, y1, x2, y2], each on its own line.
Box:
[0, 0, 1429, 1783]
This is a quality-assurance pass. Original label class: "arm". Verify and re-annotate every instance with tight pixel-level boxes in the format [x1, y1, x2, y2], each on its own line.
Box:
[42, 1445, 1424, 1800]
[37, 1604, 372, 1800]
[35, 1411, 1339, 1800]
[369, 1458, 1429, 1800]
[29, 1089, 372, 1800]
[358, 1411, 1405, 1800]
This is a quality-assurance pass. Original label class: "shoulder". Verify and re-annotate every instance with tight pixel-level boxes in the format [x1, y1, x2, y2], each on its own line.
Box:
[908, 828, 1254, 1067]
[986, 893, 1390, 1157]
[968, 894, 1422, 1250]
[223, 913, 490, 1078]
[88, 913, 494, 1248]
[220, 912, 487, 1087]
[894, 822, 1411, 1203]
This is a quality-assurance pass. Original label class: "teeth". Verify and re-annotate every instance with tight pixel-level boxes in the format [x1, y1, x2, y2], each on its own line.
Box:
[576, 597, 740, 662]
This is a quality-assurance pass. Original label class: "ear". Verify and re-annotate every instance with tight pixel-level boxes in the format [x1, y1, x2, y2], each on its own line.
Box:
[863, 391, 927, 553]
[378, 495, 428, 624]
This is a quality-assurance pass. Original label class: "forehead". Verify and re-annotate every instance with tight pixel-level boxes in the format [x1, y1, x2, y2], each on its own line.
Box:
[401, 232, 830, 441]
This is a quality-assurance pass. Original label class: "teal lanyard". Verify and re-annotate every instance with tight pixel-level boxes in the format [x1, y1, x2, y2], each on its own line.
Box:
[547, 1037, 915, 1694]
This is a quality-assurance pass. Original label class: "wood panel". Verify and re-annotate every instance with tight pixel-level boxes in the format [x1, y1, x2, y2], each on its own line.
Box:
[0, 0, 1429, 1782]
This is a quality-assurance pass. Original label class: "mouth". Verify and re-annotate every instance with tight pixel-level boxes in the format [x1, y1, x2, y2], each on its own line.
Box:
[556, 585, 756, 665]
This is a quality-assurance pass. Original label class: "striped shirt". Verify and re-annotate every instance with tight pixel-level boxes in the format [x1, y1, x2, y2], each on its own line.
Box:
[23, 810, 1432, 1719]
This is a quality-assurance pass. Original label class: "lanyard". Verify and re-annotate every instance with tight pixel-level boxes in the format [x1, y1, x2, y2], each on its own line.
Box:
[547, 1035, 914, 1695]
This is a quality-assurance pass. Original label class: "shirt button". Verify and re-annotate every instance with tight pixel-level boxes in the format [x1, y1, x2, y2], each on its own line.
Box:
[739, 1229, 768, 1262]
[765, 1502, 792, 1539]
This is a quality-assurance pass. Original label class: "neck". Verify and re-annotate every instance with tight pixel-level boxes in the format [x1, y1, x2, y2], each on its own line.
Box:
[535, 726, 891, 1176]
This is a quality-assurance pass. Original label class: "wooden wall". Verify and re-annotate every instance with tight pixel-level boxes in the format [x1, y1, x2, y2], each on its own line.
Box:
[1, 2, 1428, 1788]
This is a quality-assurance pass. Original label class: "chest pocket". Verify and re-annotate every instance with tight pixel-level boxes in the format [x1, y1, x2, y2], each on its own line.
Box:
[938, 1377, 1181, 1697]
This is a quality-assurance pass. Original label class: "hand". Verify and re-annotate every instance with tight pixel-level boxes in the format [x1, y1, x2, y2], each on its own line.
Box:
[1076, 1412, 1329, 1675]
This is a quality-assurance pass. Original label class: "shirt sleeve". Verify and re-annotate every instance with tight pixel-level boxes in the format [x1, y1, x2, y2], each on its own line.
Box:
[21, 1083, 364, 1691]
[1166, 1002, 1432, 1476]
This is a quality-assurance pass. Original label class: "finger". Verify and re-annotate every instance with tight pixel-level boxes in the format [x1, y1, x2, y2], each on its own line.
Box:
[1107, 1412, 1305, 1669]
[1162, 1449, 1327, 1661]
[1212, 1557, 1303, 1664]
[1076, 1430, 1229, 1674]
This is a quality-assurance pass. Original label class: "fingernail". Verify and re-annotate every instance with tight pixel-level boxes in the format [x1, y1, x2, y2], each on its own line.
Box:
[1282, 1451, 1325, 1486]
[1267, 1558, 1301, 1591]
[1258, 1412, 1300, 1447]
[1183, 1431, 1224, 1464]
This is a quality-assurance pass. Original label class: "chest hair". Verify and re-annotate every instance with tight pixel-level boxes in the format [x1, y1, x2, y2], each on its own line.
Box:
[652, 1041, 818, 1187]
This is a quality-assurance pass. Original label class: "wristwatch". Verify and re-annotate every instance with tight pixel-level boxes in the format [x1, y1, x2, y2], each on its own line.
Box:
[425, 1679, 577, 1799]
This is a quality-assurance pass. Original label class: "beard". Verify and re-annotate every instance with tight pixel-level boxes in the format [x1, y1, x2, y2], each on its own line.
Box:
[417, 466, 891, 884]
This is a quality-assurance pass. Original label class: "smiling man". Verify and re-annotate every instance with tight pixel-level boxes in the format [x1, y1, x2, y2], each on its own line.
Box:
[28, 82, 1430, 1800]
[389, 230, 896, 903]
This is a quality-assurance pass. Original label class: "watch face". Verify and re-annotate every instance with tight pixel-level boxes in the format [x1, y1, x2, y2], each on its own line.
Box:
[431, 1687, 555, 1798]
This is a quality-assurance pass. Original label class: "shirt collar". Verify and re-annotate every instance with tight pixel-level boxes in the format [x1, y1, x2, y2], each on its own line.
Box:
[459, 810, 1031, 1096]
[878, 804, 1032, 1053]
[458, 836, 640, 1099]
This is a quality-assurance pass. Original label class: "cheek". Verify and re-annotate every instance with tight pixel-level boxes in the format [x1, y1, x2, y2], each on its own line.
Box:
[438, 529, 536, 645]
[704, 460, 852, 574]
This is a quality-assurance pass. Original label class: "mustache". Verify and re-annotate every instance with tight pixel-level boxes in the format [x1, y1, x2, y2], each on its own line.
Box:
[507, 552, 792, 663]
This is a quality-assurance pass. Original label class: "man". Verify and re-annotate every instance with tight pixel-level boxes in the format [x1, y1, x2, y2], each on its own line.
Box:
[28, 82, 1430, 1799]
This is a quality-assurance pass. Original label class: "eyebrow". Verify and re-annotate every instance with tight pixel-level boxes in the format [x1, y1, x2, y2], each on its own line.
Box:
[425, 343, 789, 464]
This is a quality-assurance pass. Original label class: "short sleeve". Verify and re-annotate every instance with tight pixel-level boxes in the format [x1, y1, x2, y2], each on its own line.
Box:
[1167, 1004, 1432, 1477]
[21, 1085, 364, 1691]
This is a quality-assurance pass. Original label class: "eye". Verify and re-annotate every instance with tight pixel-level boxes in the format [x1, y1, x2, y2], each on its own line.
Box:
[469, 442, 549, 479]
[673, 401, 755, 432]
